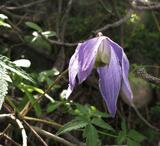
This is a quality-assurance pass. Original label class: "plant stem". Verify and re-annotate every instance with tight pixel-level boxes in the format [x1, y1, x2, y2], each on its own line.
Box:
[24, 116, 62, 128]
[20, 69, 68, 116]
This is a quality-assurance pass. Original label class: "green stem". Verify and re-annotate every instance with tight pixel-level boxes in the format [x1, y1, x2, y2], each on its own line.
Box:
[21, 69, 68, 116]
[24, 116, 62, 129]
[6, 97, 20, 113]
[97, 130, 118, 138]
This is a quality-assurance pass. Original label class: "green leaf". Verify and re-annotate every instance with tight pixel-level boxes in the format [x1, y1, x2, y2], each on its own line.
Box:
[25, 21, 43, 32]
[91, 118, 114, 131]
[47, 102, 61, 113]
[117, 119, 127, 144]
[31, 36, 51, 50]
[19, 83, 54, 103]
[127, 138, 141, 146]
[121, 119, 127, 133]
[76, 104, 89, 115]
[91, 109, 110, 118]
[128, 129, 146, 143]
[85, 124, 101, 146]
[57, 118, 87, 135]
[117, 131, 127, 145]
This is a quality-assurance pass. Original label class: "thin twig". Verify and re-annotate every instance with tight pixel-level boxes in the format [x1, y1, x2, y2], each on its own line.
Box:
[3, 0, 46, 10]
[23, 120, 48, 146]
[39, 9, 132, 46]
[93, 9, 133, 34]
[60, 0, 73, 40]
[132, 105, 160, 132]
[47, 9, 132, 46]
[24, 116, 62, 128]
[1, 9, 32, 20]
[97, 0, 112, 14]
[56, 0, 63, 39]
[24, 116, 83, 145]
[0, 132, 21, 146]
[0, 124, 11, 137]
[20, 69, 68, 116]
[43, 38, 78, 47]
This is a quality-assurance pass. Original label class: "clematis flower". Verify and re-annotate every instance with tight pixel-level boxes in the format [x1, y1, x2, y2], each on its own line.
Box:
[66, 33, 133, 117]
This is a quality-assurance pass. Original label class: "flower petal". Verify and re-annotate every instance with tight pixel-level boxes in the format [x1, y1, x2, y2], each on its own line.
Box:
[107, 37, 123, 63]
[69, 43, 82, 89]
[97, 47, 122, 117]
[78, 36, 106, 83]
[107, 38, 133, 101]
[66, 43, 82, 99]
[121, 52, 133, 101]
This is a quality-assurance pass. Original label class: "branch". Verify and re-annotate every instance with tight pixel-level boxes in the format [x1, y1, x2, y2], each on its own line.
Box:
[1, 9, 32, 20]
[98, 0, 113, 14]
[39, 9, 132, 47]
[132, 105, 160, 131]
[33, 127, 76, 146]
[42, 7, 132, 47]
[131, 2, 160, 10]
[136, 68, 160, 85]
[60, 0, 73, 40]
[24, 116, 83, 145]
[0, 114, 27, 146]
[45, 38, 78, 47]
[24, 116, 62, 128]
[20, 69, 68, 116]
[0, 132, 21, 146]
[2, 0, 46, 10]
[23, 120, 48, 146]
[93, 9, 133, 34]
[32, 126, 129, 146]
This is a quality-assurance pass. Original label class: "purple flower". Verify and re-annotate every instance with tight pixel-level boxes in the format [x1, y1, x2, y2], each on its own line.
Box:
[66, 35, 133, 117]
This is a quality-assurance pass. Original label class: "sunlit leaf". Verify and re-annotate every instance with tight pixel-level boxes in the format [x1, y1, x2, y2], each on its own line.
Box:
[13, 59, 31, 68]
[42, 31, 56, 38]
[0, 14, 8, 20]
[0, 20, 11, 28]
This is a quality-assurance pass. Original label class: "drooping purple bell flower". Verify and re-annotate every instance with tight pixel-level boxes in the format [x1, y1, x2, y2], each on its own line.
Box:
[66, 33, 133, 117]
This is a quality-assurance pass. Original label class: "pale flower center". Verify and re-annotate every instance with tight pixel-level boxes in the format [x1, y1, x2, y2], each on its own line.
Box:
[95, 40, 110, 67]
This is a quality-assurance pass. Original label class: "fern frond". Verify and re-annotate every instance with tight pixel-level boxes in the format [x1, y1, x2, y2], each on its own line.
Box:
[0, 55, 33, 82]
[0, 55, 33, 110]
[0, 65, 9, 109]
